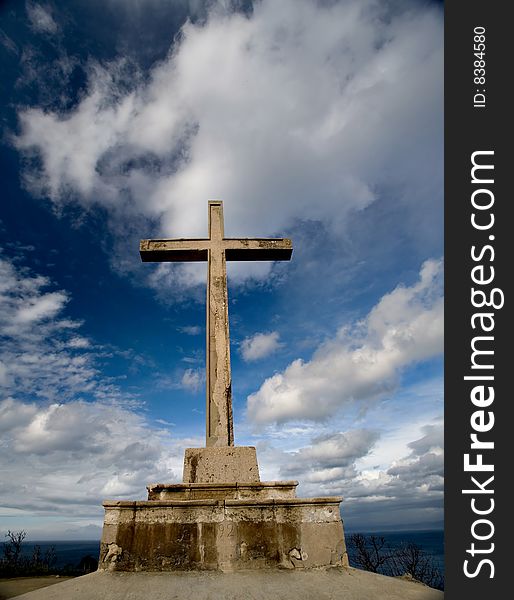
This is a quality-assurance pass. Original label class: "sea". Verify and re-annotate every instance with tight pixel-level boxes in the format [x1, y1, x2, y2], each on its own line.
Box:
[22, 529, 444, 574]
[20, 540, 101, 570]
[346, 529, 444, 575]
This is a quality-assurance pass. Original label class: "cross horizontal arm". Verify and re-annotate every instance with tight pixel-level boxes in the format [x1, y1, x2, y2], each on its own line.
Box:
[223, 238, 292, 261]
[140, 239, 210, 262]
[140, 237, 293, 262]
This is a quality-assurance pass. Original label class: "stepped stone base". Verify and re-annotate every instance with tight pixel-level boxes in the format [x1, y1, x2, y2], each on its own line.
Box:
[99, 495, 347, 572]
[99, 447, 347, 572]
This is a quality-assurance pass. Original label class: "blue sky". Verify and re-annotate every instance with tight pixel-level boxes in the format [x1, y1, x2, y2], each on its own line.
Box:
[0, 0, 443, 539]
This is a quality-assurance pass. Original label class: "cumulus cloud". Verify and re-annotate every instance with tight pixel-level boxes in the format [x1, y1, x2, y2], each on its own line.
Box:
[240, 331, 282, 362]
[387, 423, 444, 490]
[247, 259, 443, 423]
[26, 2, 59, 34]
[280, 429, 379, 484]
[0, 397, 189, 516]
[349, 422, 443, 503]
[14, 0, 442, 291]
[254, 420, 443, 529]
[0, 397, 38, 433]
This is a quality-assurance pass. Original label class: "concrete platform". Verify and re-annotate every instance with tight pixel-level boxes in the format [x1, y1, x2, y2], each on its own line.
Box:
[10, 568, 443, 600]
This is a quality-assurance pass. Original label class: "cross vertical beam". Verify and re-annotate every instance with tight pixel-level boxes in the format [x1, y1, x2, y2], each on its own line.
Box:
[206, 201, 233, 446]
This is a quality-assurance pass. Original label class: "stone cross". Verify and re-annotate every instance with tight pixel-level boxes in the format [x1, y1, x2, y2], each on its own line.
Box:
[140, 201, 292, 447]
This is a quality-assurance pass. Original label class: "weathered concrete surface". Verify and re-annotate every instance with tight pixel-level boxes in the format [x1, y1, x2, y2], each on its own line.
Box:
[147, 481, 298, 501]
[183, 447, 260, 483]
[205, 201, 234, 447]
[10, 568, 443, 600]
[99, 497, 346, 572]
[140, 201, 292, 447]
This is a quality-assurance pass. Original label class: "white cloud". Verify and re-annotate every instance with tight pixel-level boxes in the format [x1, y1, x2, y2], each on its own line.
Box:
[180, 367, 203, 392]
[26, 2, 59, 34]
[178, 325, 202, 335]
[279, 429, 379, 483]
[384, 422, 444, 491]
[14, 0, 443, 291]
[406, 422, 444, 457]
[0, 397, 38, 433]
[0, 397, 189, 517]
[67, 336, 91, 349]
[0, 361, 7, 386]
[13, 290, 68, 325]
[0, 392, 442, 529]
[247, 259, 443, 424]
[253, 420, 443, 529]
[240, 331, 282, 362]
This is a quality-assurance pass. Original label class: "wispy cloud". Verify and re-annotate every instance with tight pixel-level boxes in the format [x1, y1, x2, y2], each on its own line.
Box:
[0, 252, 131, 404]
[154, 366, 204, 393]
[178, 325, 202, 335]
[180, 368, 203, 392]
[26, 2, 59, 35]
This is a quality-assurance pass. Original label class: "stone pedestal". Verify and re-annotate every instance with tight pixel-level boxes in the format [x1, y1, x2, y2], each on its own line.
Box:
[99, 447, 348, 572]
[183, 446, 260, 483]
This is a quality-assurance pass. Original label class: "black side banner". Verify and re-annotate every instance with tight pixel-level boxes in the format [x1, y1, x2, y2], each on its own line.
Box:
[445, 1, 510, 597]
